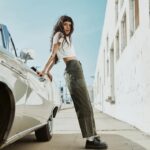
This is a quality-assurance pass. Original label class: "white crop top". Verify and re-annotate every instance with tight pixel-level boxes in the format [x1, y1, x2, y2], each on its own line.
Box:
[52, 32, 76, 60]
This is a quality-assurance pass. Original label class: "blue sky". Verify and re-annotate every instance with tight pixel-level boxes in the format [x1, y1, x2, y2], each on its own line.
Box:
[0, 0, 107, 86]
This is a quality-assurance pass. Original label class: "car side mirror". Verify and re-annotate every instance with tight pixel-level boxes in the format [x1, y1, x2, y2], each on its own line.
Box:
[20, 49, 35, 63]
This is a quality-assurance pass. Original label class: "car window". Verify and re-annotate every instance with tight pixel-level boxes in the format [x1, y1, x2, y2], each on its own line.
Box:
[0, 29, 3, 48]
[8, 37, 17, 57]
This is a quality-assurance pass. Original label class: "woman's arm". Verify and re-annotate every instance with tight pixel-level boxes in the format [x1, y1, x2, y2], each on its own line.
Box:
[42, 53, 55, 74]
[38, 32, 63, 77]
[40, 43, 60, 76]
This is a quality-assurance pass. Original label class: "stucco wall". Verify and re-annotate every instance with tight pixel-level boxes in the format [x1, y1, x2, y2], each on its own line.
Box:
[94, 0, 150, 134]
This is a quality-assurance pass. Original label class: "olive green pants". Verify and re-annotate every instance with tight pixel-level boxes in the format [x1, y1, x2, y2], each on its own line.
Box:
[64, 60, 97, 138]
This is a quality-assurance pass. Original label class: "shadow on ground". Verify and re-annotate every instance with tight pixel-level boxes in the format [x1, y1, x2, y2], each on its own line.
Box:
[3, 134, 146, 150]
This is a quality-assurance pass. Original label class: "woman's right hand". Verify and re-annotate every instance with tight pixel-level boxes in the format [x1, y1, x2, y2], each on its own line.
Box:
[37, 71, 45, 77]
[37, 71, 52, 81]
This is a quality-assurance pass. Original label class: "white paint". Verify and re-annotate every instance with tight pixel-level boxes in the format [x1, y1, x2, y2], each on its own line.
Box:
[94, 0, 150, 135]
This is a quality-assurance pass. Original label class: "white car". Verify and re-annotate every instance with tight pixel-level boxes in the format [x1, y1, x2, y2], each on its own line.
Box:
[0, 24, 61, 149]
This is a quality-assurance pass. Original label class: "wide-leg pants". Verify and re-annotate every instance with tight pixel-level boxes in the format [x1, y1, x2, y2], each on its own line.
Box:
[64, 59, 97, 138]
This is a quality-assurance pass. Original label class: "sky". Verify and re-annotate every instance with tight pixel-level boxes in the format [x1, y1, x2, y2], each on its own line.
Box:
[0, 0, 107, 87]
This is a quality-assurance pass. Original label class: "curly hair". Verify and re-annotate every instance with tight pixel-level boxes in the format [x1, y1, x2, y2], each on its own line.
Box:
[50, 15, 74, 64]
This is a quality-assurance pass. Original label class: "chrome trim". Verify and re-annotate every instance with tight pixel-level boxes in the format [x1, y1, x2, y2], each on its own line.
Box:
[0, 122, 47, 149]
[0, 60, 26, 79]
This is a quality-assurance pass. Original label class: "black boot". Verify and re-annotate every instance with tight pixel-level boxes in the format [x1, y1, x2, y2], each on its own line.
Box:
[85, 136, 108, 149]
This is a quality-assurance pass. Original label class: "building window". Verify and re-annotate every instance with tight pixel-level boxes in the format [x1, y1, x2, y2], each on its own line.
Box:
[121, 13, 127, 51]
[106, 36, 109, 53]
[103, 49, 106, 84]
[110, 45, 115, 103]
[129, 0, 139, 37]
[107, 59, 109, 77]
[149, 0, 150, 26]
[0, 30, 4, 48]
[115, 31, 120, 61]
[115, 0, 119, 24]
[120, 0, 124, 9]
[97, 72, 100, 95]
[106, 36, 109, 77]
[134, 0, 139, 29]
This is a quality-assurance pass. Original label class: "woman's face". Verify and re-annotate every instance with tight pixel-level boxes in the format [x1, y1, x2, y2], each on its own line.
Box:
[63, 21, 72, 35]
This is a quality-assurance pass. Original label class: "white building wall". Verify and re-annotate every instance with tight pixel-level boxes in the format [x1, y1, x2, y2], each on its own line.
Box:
[94, 0, 150, 134]
[87, 85, 94, 103]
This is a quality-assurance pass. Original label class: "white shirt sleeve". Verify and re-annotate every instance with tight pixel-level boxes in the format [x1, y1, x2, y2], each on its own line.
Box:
[53, 32, 64, 44]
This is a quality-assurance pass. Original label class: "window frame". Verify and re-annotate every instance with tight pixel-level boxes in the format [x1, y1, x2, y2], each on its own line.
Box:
[8, 35, 18, 57]
[0, 29, 4, 48]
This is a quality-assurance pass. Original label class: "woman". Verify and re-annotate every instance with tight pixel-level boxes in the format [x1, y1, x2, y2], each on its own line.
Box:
[39, 15, 107, 149]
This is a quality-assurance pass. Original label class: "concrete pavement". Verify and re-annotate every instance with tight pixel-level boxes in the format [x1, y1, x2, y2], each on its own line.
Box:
[3, 104, 150, 150]
[53, 104, 150, 150]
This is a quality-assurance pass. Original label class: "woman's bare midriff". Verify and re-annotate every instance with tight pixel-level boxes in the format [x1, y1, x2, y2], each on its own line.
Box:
[63, 56, 77, 63]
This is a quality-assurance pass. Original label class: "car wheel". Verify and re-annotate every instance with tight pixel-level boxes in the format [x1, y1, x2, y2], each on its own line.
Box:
[35, 115, 53, 141]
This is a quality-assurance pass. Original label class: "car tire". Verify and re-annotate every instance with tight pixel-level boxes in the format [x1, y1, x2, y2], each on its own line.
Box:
[35, 115, 53, 141]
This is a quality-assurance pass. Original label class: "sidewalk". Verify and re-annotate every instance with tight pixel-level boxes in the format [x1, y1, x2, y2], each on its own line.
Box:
[60, 103, 74, 110]
[54, 104, 150, 150]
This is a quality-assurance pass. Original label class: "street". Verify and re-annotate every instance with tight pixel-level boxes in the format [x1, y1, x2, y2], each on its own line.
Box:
[3, 105, 149, 150]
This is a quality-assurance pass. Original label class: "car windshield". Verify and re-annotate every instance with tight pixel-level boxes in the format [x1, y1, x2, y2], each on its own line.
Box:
[0, 29, 3, 48]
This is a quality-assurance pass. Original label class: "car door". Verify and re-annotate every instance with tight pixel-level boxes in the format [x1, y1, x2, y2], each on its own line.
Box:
[2, 53, 29, 138]
[23, 67, 54, 129]
[0, 26, 29, 138]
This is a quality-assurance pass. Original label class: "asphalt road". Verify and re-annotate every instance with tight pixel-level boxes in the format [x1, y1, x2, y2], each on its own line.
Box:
[2, 107, 146, 150]
[3, 133, 86, 150]
[2, 133, 146, 150]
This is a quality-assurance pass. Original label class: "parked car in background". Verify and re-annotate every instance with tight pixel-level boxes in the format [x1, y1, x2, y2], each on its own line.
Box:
[0, 24, 61, 149]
